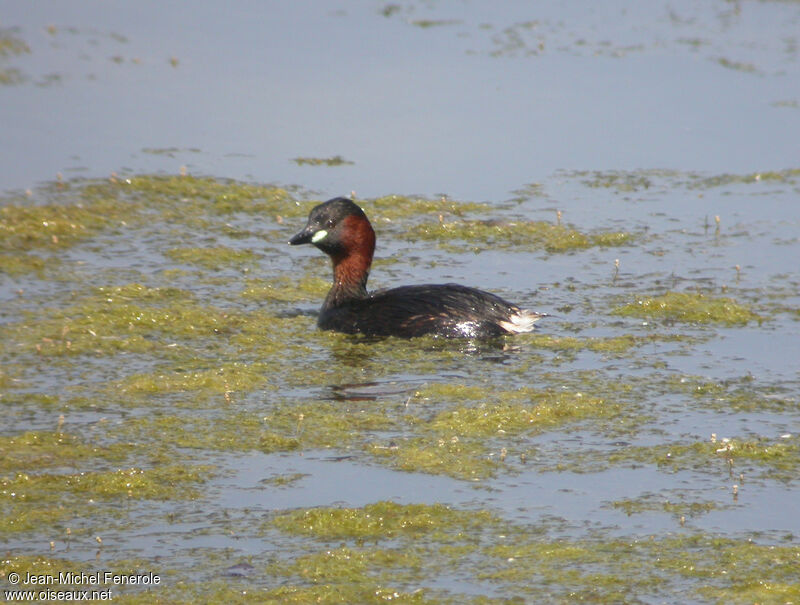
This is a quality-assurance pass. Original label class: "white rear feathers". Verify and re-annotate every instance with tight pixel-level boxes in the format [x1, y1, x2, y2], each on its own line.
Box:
[498, 309, 544, 334]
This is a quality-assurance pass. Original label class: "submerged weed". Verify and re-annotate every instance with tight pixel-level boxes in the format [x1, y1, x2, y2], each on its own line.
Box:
[406, 218, 631, 252]
[668, 374, 798, 413]
[367, 436, 497, 481]
[427, 393, 610, 436]
[576, 169, 661, 191]
[292, 155, 354, 166]
[278, 545, 422, 584]
[366, 385, 617, 480]
[364, 194, 488, 220]
[0, 197, 137, 251]
[610, 493, 720, 518]
[540, 434, 800, 481]
[2, 283, 250, 357]
[612, 291, 761, 325]
[3, 465, 210, 502]
[0, 252, 51, 276]
[0, 29, 30, 85]
[0, 555, 84, 581]
[1, 464, 211, 534]
[0, 431, 126, 473]
[271, 500, 498, 541]
[0, 30, 30, 57]
[116, 401, 396, 456]
[118, 362, 270, 402]
[240, 275, 329, 303]
[518, 332, 679, 355]
[480, 534, 800, 602]
[164, 246, 261, 270]
[687, 167, 800, 189]
[119, 174, 301, 216]
[2, 171, 799, 601]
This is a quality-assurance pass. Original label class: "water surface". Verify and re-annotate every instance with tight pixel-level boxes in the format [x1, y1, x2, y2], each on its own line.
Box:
[2, 1, 799, 603]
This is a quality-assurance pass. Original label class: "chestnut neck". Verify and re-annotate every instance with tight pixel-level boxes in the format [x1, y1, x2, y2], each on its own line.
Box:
[322, 214, 375, 310]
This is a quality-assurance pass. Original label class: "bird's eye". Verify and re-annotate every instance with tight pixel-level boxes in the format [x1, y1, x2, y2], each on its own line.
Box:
[326, 218, 335, 228]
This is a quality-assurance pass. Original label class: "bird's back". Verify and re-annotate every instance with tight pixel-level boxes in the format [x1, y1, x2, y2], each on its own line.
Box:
[318, 283, 540, 338]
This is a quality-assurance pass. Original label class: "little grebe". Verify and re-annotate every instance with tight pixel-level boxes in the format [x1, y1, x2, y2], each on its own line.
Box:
[289, 197, 544, 338]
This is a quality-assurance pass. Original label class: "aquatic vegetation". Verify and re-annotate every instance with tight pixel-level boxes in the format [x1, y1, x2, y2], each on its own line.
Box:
[279, 335, 476, 387]
[292, 155, 354, 166]
[0, 66, 23, 85]
[260, 472, 308, 487]
[667, 374, 798, 413]
[271, 501, 499, 541]
[0, 366, 20, 389]
[518, 333, 674, 355]
[0, 252, 50, 276]
[109, 581, 435, 605]
[537, 434, 800, 482]
[3, 288, 245, 357]
[715, 436, 800, 482]
[367, 436, 497, 480]
[576, 169, 663, 192]
[426, 392, 611, 436]
[2, 465, 210, 502]
[508, 182, 547, 203]
[612, 291, 761, 324]
[566, 167, 800, 192]
[228, 314, 318, 361]
[116, 174, 301, 216]
[654, 536, 800, 601]
[1, 171, 798, 601]
[686, 167, 800, 189]
[95, 283, 192, 302]
[480, 533, 800, 602]
[141, 146, 201, 157]
[262, 547, 438, 605]
[480, 539, 664, 598]
[406, 217, 632, 252]
[266, 500, 800, 603]
[364, 385, 617, 480]
[116, 401, 396, 456]
[240, 275, 329, 303]
[716, 56, 759, 74]
[0, 29, 29, 85]
[3, 530, 798, 605]
[259, 402, 397, 451]
[0, 555, 84, 581]
[0, 30, 30, 57]
[278, 545, 422, 584]
[0, 196, 137, 251]
[118, 362, 270, 403]
[364, 194, 488, 220]
[107, 372, 628, 482]
[0, 431, 127, 473]
[118, 413, 280, 452]
[410, 20, 461, 28]
[610, 493, 720, 518]
[1, 464, 211, 534]
[102, 365, 634, 483]
[164, 246, 261, 270]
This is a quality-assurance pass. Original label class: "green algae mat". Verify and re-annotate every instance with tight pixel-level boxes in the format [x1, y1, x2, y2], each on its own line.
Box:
[2, 171, 799, 604]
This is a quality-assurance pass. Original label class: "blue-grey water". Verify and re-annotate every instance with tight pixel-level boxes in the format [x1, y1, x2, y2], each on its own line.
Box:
[2, 1, 799, 602]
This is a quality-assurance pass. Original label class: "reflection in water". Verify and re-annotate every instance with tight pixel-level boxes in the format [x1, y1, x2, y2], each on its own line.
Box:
[324, 335, 526, 402]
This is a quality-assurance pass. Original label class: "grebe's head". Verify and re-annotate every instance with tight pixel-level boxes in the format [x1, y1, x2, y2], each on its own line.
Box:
[289, 197, 375, 260]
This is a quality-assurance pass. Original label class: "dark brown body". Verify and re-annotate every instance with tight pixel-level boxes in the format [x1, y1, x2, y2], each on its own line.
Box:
[289, 197, 542, 338]
[319, 283, 529, 338]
